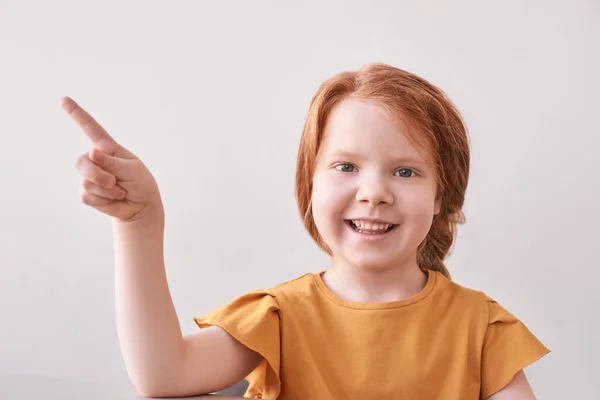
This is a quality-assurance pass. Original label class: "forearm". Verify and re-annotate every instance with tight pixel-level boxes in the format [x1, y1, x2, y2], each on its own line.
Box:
[112, 205, 184, 394]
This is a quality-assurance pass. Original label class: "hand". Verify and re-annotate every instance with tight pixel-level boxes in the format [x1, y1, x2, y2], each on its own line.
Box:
[63, 96, 162, 222]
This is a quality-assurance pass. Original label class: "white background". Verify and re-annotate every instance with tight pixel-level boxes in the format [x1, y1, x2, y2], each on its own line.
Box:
[1, 1, 598, 398]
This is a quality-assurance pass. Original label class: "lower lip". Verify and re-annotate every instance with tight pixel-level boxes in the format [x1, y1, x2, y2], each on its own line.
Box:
[345, 221, 397, 242]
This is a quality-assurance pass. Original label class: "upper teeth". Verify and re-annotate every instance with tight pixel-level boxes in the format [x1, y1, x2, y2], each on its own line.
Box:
[352, 220, 392, 230]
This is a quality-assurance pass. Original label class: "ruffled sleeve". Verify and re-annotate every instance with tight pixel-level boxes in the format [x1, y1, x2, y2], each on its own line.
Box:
[480, 297, 550, 398]
[193, 289, 281, 399]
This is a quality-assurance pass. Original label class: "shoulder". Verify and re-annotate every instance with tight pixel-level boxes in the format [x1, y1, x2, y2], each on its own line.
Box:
[433, 271, 490, 303]
[434, 271, 538, 330]
[198, 272, 318, 317]
[266, 272, 318, 301]
[431, 271, 499, 319]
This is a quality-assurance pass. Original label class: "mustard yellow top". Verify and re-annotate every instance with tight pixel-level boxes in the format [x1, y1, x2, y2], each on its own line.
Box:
[194, 270, 550, 399]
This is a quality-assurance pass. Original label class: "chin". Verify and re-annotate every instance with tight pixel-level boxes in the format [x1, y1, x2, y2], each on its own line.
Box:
[339, 251, 400, 272]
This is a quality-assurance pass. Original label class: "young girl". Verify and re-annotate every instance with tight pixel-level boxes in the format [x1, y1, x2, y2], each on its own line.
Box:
[65, 63, 550, 400]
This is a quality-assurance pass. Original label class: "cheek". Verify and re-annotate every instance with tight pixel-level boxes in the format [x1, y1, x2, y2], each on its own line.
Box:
[400, 190, 438, 231]
[311, 174, 352, 228]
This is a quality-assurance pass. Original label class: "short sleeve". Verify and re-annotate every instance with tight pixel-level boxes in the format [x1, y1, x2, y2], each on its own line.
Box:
[193, 289, 281, 399]
[480, 298, 550, 398]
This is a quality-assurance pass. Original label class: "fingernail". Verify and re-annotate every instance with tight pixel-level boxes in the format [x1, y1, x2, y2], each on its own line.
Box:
[94, 149, 103, 162]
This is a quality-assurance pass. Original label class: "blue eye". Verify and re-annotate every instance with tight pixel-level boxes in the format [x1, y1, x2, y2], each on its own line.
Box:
[395, 168, 415, 178]
[335, 163, 356, 173]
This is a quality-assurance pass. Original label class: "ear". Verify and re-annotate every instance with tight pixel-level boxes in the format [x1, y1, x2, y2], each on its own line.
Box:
[434, 196, 442, 216]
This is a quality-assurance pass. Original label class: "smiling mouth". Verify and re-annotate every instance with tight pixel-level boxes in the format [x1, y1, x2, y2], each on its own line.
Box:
[345, 220, 398, 234]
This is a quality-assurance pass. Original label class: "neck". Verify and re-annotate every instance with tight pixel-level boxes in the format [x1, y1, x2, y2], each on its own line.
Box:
[322, 256, 428, 303]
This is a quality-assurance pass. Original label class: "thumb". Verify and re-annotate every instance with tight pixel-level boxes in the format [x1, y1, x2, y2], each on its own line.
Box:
[89, 147, 136, 180]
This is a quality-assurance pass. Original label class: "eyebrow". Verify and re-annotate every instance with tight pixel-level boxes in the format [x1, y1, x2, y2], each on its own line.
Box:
[328, 150, 425, 165]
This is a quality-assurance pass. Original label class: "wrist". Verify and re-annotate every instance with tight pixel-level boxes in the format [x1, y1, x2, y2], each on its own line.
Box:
[113, 200, 165, 228]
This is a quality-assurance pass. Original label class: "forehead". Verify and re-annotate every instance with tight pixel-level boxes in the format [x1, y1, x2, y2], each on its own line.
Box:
[319, 98, 431, 163]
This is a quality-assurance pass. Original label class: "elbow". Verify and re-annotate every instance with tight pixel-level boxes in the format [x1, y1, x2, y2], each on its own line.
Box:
[125, 357, 190, 397]
[136, 388, 211, 399]
[134, 384, 172, 399]
[128, 372, 184, 398]
[135, 385, 181, 399]
[132, 379, 211, 399]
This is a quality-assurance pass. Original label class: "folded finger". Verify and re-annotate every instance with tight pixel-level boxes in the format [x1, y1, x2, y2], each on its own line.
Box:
[79, 187, 114, 208]
[88, 147, 133, 180]
[81, 178, 126, 200]
[75, 152, 116, 189]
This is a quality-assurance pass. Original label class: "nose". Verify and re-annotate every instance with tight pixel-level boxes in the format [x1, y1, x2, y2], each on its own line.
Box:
[355, 173, 394, 207]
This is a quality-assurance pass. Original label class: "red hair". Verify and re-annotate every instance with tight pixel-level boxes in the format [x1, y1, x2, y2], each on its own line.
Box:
[295, 63, 471, 279]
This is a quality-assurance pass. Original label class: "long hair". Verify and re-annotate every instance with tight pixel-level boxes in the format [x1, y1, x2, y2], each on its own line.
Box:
[294, 63, 470, 280]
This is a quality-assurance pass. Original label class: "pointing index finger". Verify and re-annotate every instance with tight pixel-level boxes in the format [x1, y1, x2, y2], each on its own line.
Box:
[61, 96, 118, 153]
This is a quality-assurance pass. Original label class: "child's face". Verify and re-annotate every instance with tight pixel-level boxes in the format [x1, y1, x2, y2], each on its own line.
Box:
[312, 98, 441, 272]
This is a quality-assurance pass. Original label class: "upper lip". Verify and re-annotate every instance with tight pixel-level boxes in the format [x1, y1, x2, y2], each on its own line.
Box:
[346, 217, 397, 225]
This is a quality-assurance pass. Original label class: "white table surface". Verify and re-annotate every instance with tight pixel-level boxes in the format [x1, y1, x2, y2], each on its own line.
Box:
[0, 373, 247, 399]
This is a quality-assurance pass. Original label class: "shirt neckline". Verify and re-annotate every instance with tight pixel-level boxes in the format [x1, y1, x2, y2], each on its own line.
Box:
[311, 268, 438, 310]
